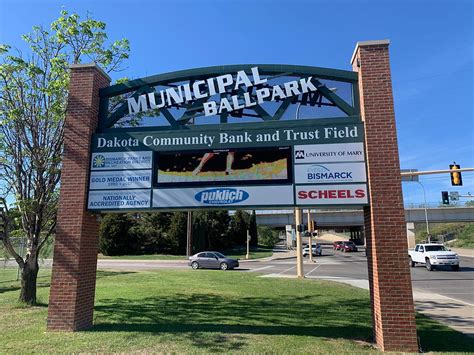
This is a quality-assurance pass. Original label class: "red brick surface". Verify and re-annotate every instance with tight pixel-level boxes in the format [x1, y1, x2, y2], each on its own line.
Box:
[353, 43, 419, 352]
[47, 65, 110, 331]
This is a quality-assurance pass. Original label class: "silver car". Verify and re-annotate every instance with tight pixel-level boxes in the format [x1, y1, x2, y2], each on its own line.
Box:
[303, 243, 322, 257]
[188, 251, 239, 271]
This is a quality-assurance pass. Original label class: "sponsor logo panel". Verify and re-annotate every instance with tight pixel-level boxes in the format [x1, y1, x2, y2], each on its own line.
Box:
[91, 151, 152, 170]
[295, 184, 368, 205]
[89, 170, 152, 190]
[294, 162, 367, 184]
[88, 189, 151, 210]
[153, 185, 294, 208]
[294, 143, 365, 163]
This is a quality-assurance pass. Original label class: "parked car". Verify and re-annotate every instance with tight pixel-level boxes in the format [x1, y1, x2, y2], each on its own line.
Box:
[188, 251, 239, 271]
[303, 243, 322, 257]
[340, 241, 358, 252]
[333, 241, 344, 250]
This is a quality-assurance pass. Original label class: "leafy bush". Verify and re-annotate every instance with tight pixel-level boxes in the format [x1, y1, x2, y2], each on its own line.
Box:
[416, 222, 474, 249]
[453, 224, 474, 248]
[257, 226, 280, 247]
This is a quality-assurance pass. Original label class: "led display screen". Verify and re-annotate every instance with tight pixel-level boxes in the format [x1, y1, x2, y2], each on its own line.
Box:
[155, 146, 292, 186]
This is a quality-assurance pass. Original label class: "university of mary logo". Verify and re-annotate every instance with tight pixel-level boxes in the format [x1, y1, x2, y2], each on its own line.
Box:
[295, 150, 305, 159]
[92, 155, 106, 168]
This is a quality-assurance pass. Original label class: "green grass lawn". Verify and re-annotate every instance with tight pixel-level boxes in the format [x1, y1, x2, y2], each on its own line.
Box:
[222, 245, 273, 260]
[98, 246, 273, 261]
[98, 253, 187, 260]
[0, 267, 473, 353]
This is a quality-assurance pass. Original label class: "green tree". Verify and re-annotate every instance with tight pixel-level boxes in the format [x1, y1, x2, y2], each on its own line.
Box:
[167, 212, 188, 254]
[193, 210, 231, 250]
[229, 210, 250, 245]
[257, 225, 280, 247]
[0, 10, 129, 304]
[129, 212, 173, 254]
[99, 214, 136, 256]
[249, 210, 258, 246]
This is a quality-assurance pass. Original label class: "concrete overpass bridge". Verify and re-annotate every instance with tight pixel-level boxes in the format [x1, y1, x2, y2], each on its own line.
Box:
[256, 207, 474, 227]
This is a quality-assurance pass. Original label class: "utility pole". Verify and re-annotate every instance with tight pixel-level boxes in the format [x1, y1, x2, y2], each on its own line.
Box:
[186, 211, 193, 258]
[246, 229, 250, 259]
[295, 208, 304, 278]
[307, 209, 313, 262]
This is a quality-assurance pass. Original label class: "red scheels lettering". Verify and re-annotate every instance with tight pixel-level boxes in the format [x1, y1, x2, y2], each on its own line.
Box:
[298, 189, 366, 199]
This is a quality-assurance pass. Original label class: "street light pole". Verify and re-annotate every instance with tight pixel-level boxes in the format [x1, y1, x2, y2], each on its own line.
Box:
[294, 104, 304, 277]
[416, 181, 430, 242]
[295, 208, 304, 278]
[307, 209, 313, 262]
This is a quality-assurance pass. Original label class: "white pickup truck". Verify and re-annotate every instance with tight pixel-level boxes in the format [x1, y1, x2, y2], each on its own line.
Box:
[408, 243, 460, 271]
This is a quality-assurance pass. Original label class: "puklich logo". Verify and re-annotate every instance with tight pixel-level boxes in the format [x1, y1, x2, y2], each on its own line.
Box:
[295, 150, 305, 159]
[195, 188, 249, 205]
[92, 155, 106, 168]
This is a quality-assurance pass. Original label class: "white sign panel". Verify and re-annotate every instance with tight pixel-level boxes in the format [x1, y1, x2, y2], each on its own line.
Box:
[294, 143, 365, 163]
[89, 170, 152, 190]
[88, 189, 151, 210]
[153, 185, 294, 208]
[295, 184, 368, 205]
[91, 151, 152, 170]
[294, 162, 367, 184]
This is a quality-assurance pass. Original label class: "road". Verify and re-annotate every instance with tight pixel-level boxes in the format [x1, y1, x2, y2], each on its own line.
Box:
[91, 245, 474, 305]
[244, 246, 474, 305]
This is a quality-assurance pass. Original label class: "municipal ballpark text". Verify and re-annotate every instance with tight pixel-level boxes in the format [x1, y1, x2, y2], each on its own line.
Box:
[127, 66, 325, 117]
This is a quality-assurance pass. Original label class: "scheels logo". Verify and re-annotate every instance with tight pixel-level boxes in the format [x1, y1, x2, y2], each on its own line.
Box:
[195, 188, 249, 205]
[92, 155, 106, 168]
[298, 189, 366, 200]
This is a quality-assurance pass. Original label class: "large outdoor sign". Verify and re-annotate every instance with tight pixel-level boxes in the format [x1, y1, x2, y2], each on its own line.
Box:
[89, 64, 367, 211]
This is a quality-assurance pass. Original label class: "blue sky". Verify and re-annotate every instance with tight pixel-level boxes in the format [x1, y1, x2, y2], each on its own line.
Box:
[0, 0, 472, 206]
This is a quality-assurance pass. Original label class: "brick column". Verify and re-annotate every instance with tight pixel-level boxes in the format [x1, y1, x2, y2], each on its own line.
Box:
[47, 63, 110, 331]
[351, 40, 418, 352]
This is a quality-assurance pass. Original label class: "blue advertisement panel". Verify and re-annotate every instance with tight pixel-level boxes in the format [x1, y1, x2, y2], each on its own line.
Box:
[152, 185, 294, 208]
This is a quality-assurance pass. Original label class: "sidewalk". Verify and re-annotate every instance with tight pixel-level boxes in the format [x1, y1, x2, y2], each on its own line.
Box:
[327, 278, 473, 338]
[451, 247, 474, 258]
[264, 244, 474, 338]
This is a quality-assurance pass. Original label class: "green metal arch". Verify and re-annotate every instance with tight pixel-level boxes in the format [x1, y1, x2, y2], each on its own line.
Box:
[99, 64, 358, 98]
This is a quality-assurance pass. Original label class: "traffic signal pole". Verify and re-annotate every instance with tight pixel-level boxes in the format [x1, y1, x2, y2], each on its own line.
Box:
[400, 167, 474, 177]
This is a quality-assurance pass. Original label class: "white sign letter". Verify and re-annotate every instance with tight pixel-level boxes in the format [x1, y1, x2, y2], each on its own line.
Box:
[127, 94, 148, 114]
[204, 101, 218, 116]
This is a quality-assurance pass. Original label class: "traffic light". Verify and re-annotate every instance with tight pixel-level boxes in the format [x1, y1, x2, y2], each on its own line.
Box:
[312, 220, 318, 236]
[441, 191, 450, 205]
[449, 163, 463, 186]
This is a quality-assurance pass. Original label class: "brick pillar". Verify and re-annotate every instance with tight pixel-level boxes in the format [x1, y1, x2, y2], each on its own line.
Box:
[351, 40, 418, 352]
[47, 63, 110, 331]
